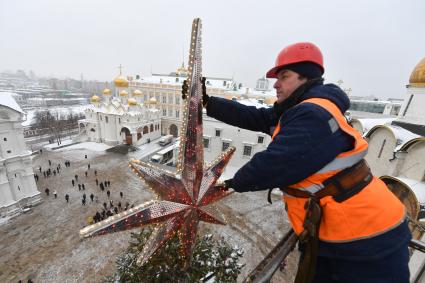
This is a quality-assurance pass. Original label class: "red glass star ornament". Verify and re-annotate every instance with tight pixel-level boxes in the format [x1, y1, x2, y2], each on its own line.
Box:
[80, 18, 235, 266]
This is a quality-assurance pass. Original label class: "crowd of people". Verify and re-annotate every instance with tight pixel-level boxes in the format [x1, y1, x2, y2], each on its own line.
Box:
[90, 199, 134, 224]
[34, 159, 69, 181]
[35, 152, 134, 227]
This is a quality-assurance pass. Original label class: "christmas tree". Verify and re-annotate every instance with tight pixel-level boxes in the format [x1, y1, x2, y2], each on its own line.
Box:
[104, 228, 244, 283]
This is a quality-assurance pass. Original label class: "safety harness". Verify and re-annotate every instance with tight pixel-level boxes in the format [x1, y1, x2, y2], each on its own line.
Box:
[281, 159, 373, 283]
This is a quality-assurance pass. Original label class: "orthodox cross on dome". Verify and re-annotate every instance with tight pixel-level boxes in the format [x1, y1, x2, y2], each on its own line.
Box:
[118, 64, 123, 75]
[80, 18, 235, 267]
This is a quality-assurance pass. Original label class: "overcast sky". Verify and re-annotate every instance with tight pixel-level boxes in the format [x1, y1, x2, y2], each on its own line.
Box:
[1, 0, 424, 99]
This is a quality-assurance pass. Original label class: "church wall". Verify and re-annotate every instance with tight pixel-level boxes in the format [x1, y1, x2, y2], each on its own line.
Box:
[161, 118, 182, 136]
[0, 166, 15, 208]
[0, 123, 26, 159]
[398, 87, 425, 121]
[86, 122, 99, 142]
[5, 154, 40, 199]
[398, 142, 425, 181]
[0, 106, 41, 216]
[365, 128, 396, 177]
[100, 114, 118, 145]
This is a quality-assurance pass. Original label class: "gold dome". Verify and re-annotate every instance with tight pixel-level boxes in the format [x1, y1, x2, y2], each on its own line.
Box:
[149, 97, 157, 104]
[128, 98, 137, 106]
[119, 90, 128, 97]
[132, 89, 142, 96]
[409, 57, 425, 87]
[114, 75, 129, 87]
[265, 97, 277, 105]
[90, 95, 100, 103]
[102, 88, 111, 95]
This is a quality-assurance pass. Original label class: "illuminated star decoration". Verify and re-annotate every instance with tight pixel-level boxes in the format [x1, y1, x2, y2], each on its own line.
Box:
[79, 18, 236, 267]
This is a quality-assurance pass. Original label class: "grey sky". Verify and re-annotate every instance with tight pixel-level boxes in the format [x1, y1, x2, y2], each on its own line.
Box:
[1, 0, 424, 99]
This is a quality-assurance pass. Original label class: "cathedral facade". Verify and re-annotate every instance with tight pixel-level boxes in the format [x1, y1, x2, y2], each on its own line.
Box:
[77, 70, 161, 146]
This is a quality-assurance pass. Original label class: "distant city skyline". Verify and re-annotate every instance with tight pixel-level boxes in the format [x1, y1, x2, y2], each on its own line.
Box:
[1, 0, 424, 99]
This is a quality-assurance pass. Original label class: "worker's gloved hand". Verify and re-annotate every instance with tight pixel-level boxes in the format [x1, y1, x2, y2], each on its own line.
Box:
[182, 80, 189, 100]
[181, 77, 209, 108]
[222, 179, 233, 191]
[201, 77, 209, 107]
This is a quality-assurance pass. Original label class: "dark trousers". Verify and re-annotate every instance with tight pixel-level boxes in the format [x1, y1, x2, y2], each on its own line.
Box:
[311, 243, 409, 283]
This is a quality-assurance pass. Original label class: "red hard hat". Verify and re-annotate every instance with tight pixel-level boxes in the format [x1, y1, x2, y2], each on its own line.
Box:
[266, 42, 324, 78]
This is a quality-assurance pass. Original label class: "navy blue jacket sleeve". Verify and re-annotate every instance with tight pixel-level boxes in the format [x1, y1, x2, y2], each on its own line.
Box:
[230, 103, 354, 192]
[206, 96, 278, 135]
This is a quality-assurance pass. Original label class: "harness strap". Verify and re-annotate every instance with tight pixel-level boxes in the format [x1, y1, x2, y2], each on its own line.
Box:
[281, 159, 372, 202]
[294, 197, 321, 283]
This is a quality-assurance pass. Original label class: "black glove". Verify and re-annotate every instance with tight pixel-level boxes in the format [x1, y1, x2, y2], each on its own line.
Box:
[201, 77, 209, 107]
[223, 179, 233, 191]
[181, 78, 210, 107]
[182, 80, 189, 100]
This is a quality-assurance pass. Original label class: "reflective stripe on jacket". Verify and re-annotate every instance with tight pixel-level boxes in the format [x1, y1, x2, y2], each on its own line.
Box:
[272, 98, 406, 242]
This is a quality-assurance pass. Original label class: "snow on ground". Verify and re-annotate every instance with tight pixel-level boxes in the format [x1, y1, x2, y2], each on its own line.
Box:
[43, 139, 75, 149]
[0, 143, 295, 282]
[0, 216, 12, 227]
[55, 142, 112, 152]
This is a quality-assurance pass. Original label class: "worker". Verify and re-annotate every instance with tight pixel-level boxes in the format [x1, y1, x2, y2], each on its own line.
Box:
[182, 42, 411, 283]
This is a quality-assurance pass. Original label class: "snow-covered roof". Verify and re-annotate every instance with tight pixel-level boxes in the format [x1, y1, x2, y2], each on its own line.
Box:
[225, 87, 275, 97]
[399, 137, 425, 151]
[350, 99, 401, 105]
[365, 124, 421, 151]
[0, 92, 23, 113]
[353, 117, 396, 134]
[133, 74, 235, 90]
[391, 125, 422, 150]
[237, 98, 271, 109]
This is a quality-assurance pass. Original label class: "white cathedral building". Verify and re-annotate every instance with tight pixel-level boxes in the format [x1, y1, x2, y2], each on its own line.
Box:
[0, 93, 41, 217]
[77, 70, 162, 146]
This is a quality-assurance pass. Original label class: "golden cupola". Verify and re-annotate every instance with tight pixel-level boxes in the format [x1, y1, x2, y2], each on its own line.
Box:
[114, 75, 129, 87]
[132, 89, 142, 96]
[119, 90, 128, 97]
[113, 64, 129, 87]
[102, 88, 112, 95]
[149, 97, 157, 104]
[409, 57, 425, 87]
[90, 95, 100, 103]
[128, 98, 137, 106]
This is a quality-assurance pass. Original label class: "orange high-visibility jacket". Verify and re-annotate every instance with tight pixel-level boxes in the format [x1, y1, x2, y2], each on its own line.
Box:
[272, 98, 406, 242]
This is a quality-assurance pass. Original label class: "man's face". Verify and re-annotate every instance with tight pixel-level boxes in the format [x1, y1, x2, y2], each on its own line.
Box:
[273, 69, 308, 104]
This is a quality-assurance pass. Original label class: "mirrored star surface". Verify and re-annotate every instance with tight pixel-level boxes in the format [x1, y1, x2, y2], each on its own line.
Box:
[79, 18, 235, 266]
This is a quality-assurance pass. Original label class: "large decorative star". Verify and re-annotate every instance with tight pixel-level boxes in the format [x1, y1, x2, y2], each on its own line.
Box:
[79, 18, 235, 266]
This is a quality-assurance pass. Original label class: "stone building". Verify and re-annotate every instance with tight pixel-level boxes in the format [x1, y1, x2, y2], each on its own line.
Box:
[77, 70, 161, 146]
[0, 93, 41, 216]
